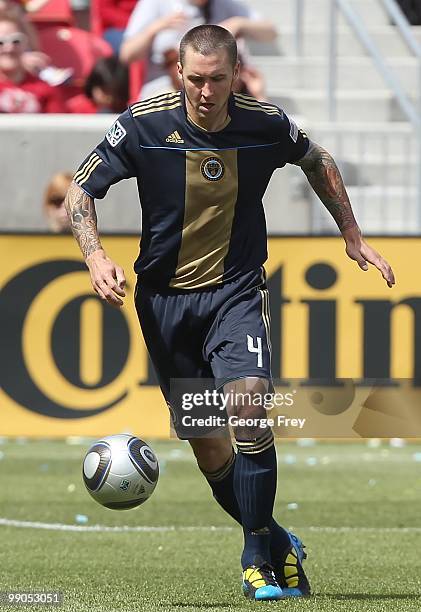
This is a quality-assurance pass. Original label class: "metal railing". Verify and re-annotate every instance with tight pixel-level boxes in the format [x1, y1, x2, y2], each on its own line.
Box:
[327, 0, 420, 126]
[293, 0, 421, 231]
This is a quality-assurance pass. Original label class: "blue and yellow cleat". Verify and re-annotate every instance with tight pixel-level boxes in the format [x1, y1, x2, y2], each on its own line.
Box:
[242, 564, 284, 601]
[274, 532, 311, 598]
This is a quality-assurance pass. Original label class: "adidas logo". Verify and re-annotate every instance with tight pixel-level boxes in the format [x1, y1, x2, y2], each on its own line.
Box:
[166, 130, 184, 144]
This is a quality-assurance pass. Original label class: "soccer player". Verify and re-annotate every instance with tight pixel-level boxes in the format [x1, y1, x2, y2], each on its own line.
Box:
[65, 25, 395, 601]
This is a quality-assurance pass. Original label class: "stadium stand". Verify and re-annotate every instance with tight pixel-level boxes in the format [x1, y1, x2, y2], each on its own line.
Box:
[0, 0, 420, 235]
[246, 0, 421, 234]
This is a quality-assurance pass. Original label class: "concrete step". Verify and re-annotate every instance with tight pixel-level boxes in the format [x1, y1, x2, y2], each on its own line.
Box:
[271, 90, 408, 122]
[247, 0, 391, 27]
[306, 122, 415, 156]
[300, 123, 418, 185]
[312, 186, 420, 234]
[339, 156, 418, 185]
[307, 154, 418, 186]
[249, 27, 421, 57]
[253, 56, 420, 93]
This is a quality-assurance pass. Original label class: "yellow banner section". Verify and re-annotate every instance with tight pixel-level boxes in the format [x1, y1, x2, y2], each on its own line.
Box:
[0, 235, 418, 438]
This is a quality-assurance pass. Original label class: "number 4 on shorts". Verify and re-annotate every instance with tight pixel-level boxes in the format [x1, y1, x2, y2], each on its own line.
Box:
[247, 334, 263, 368]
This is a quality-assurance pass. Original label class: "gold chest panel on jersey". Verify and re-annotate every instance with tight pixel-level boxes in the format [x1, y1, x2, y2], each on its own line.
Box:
[169, 149, 238, 290]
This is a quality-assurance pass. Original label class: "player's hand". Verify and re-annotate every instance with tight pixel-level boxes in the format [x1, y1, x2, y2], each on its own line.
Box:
[85, 249, 126, 308]
[344, 235, 395, 288]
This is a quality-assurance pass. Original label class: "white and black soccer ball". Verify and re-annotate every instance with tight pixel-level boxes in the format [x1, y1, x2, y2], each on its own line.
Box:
[82, 434, 159, 510]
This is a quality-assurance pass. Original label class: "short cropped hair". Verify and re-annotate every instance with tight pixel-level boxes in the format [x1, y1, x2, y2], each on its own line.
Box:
[179, 24, 238, 68]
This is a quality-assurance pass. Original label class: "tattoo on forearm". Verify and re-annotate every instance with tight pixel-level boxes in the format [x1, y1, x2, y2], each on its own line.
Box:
[295, 142, 357, 232]
[64, 181, 102, 259]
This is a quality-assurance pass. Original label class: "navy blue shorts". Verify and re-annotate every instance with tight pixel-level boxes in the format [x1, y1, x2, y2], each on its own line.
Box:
[135, 268, 272, 434]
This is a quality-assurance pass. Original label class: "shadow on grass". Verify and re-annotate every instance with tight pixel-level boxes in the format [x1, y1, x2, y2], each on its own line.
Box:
[158, 593, 421, 608]
[158, 604, 244, 609]
[318, 593, 421, 600]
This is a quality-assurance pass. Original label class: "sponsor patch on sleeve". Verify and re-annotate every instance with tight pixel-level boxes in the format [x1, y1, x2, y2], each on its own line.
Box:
[288, 117, 299, 143]
[106, 120, 127, 147]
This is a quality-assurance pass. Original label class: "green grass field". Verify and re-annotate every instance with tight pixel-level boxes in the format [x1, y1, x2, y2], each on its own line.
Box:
[0, 438, 421, 612]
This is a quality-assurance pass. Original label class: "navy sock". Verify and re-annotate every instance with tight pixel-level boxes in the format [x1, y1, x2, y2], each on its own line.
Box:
[234, 430, 277, 568]
[201, 446, 291, 566]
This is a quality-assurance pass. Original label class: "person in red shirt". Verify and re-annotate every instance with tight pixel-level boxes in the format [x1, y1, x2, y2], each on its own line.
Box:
[0, 15, 65, 112]
[0, 0, 51, 73]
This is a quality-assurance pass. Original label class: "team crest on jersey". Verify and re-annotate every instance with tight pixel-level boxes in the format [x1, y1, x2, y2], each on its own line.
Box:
[201, 157, 225, 181]
[106, 120, 126, 147]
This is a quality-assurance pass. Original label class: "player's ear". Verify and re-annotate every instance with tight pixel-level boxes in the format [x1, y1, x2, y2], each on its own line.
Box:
[233, 60, 240, 82]
[177, 61, 183, 80]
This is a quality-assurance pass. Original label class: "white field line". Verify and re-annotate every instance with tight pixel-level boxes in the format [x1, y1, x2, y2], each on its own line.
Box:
[0, 519, 232, 533]
[1, 518, 421, 534]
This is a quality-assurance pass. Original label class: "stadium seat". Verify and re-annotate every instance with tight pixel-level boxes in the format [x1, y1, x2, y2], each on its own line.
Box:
[38, 26, 113, 88]
[27, 0, 74, 27]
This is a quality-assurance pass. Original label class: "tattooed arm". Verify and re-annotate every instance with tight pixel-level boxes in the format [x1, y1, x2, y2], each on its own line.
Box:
[295, 141, 395, 288]
[64, 181, 126, 307]
[295, 141, 358, 233]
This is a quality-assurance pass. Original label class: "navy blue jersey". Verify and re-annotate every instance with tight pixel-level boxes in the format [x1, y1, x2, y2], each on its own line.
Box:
[73, 91, 309, 290]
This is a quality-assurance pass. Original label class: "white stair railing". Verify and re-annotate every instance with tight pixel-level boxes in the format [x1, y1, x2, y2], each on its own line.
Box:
[294, 0, 421, 232]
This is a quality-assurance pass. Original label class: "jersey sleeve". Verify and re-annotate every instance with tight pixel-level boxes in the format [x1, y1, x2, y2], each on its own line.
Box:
[73, 110, 136, 199]
[276, 111, 310, 166]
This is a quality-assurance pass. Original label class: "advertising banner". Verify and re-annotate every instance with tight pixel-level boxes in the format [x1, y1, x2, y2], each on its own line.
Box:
[0, 235, 419, 438]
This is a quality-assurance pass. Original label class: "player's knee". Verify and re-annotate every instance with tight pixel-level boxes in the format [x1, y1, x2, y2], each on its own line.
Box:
[224, 376, 271, 441]
[188, 436, 233, 473]
[224, 376, 270, 416]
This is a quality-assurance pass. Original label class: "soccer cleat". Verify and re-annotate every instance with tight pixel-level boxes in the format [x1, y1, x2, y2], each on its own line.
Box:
[274, 532, 311, 597]
[242, 563, 284, 601]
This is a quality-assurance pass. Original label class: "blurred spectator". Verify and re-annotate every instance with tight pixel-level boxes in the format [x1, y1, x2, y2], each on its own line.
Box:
[396, 0, 421, 25]
[0, 15, 66, 111]
[0, 0, 39, 48]
[84, 55, 128, 112]
[43, 171, 73, 232]
[96, 0, 137, 54]
[0, 0, 51, 74]
[120, 0, 276, 99]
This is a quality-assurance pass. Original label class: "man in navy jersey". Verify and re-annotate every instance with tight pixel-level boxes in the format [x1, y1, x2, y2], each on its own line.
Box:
[65, 25, 395, 601]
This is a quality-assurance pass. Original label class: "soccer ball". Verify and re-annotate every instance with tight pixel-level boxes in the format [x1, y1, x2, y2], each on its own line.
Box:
[82, 434, 159, 510]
